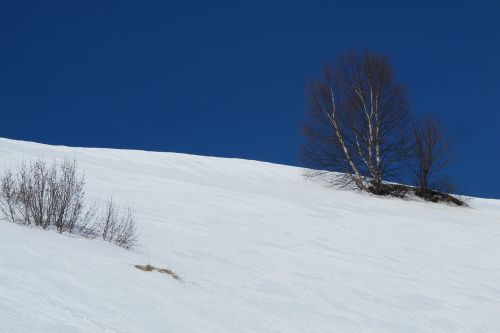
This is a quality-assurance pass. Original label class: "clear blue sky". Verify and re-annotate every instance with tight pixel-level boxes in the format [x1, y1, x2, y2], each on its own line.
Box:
[0, 1, 499, 198]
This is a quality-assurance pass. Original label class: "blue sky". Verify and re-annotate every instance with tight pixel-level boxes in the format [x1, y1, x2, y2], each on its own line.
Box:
[0, 1, 499, 198]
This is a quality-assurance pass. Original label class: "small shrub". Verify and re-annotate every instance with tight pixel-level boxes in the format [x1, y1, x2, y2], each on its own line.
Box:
[0, 158, 138, 249]
[101, 199, 137, 249]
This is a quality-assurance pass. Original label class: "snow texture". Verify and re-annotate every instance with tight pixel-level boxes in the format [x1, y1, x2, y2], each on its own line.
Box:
[0, 138, 499, 332]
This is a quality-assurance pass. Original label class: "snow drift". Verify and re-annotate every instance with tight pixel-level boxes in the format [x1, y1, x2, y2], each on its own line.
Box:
[0, 138, 499, 332]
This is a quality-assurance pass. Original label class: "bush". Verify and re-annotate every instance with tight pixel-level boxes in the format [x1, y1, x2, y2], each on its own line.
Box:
[100, 198, 137, 249]
[0, 159, 137, 249]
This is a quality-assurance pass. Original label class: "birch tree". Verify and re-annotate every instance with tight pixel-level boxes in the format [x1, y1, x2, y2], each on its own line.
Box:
[302, 50, 410, 194]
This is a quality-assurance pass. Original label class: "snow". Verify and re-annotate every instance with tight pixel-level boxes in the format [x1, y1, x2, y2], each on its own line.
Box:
[0, 137, 499, 332]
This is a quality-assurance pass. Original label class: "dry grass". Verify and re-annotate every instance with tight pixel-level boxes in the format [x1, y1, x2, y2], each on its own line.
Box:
[134, 264, 182, 281]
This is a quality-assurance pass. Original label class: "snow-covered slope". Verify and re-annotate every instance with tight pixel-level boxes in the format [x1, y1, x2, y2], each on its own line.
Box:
[0, 137, 499, 333]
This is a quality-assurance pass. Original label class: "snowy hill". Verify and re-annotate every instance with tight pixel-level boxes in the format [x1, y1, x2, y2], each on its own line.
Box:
[0, 137, 499, 333]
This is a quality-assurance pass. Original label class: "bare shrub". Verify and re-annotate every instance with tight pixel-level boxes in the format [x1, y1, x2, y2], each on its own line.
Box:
[100, 198, 137, 249]
[3, 159, 86, 231]
[0, 158, 137, 249]
[52, 160, 85, 233]
[17, 160, 51, 227]
[73, 201, 100, 239]
[0, 170, 18, 224]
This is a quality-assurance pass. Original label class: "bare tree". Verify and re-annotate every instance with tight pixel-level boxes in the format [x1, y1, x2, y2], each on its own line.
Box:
[411, 114, 454, 200]
[303, 50, 411, 194]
